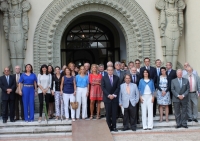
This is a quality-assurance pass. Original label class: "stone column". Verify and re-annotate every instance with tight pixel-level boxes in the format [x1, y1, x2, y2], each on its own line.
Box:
[185, 0, 200, 111]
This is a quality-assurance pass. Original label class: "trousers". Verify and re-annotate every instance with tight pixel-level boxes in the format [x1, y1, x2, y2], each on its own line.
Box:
[63, 93, 75, 118]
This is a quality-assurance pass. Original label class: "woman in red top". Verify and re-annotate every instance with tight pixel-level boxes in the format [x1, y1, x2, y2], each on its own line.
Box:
[89, 64, 103, 119]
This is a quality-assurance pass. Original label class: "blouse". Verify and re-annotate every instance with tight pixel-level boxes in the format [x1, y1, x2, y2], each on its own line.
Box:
[18, 73, 37, 85]
[52, 74, 62, 91]
[37, 74, 52, 94]
[75, 75, 89, 88]
[63, 76, 74, 94]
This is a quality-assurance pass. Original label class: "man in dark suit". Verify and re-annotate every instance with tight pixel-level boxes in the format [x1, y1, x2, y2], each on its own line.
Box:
[171, 69, 189, 128]
[135, 59, 141, 74]
[127, 67, 141, 124]
[113, 61, 125, 118]
[101, 66, 120, 132]
[13, 65, 24, 120]
[140, 57, 157, 117]
[0, 67, 16, 123]
[166, 62, 177, 115]
[98, 64, 108, 77]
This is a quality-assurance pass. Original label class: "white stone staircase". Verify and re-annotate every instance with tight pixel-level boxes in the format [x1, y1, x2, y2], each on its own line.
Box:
[0, 118, 72, 140]
[0, 113, 200, 140]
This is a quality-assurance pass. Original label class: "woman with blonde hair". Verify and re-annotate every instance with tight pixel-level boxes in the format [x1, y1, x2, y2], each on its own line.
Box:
[68, 62, 78, 77]
[89, 64, 103, 119]
[75, 66, 89, 119]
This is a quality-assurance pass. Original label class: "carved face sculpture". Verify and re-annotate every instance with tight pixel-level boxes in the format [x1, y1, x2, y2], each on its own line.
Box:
[11, 0, 18, 5]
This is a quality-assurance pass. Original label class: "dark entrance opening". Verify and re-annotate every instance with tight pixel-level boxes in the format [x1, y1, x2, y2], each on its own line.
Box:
[61, 22, 120, 67]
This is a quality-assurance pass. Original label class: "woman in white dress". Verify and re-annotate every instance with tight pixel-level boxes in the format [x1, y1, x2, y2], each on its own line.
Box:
[156, 67, 171, 122]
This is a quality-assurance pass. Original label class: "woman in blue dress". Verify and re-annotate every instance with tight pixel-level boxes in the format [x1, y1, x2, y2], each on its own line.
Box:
[19, 64, 37, 122]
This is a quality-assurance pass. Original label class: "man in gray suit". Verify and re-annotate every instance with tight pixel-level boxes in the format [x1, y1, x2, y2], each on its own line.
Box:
[114, 61, 125, 84]
[183, 66, 200, 122]
[119, 74, 139, 131]
[171, 69, 190, 128]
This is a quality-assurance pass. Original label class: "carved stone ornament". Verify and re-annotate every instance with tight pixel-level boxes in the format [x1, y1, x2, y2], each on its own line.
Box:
[156, 0, 185, 69]
[0, 0, 31, 71]
[32, 0, 156, 74]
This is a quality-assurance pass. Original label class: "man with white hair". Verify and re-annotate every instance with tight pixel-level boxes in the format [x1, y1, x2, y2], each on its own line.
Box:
[107, 61, 113, 68]
[114, 61, 125, 84]
[171, 69, 189, 128]
[183, 66, 200, 123]
[182, 62, 198, 76]
[13, 65, 24, 120]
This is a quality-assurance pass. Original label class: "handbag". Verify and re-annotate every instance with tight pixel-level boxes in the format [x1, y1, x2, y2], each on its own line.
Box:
[70, 96, 78, 110]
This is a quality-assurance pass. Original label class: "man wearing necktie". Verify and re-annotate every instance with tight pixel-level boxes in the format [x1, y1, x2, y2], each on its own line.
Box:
[129, 67, 141, 124]
[166, 62, 177, 115]
[0, 67, 16, 123]
[98, 64, 108, 77]
[101, 66, 120, 132]
[13, 65, 24, 120]
[140, 57, 157, 117]
[171, 69, 189, 128]
[113, 61, 125, 118]
[119, 74, 139, 131]
[183, 66, 200, 123]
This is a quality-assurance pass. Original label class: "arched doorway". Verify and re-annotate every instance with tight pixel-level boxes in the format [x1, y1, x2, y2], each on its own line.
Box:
[61, 20, 120, 67]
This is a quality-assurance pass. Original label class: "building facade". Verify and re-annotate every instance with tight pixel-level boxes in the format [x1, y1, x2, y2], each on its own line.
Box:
[0, 0, 200, 112]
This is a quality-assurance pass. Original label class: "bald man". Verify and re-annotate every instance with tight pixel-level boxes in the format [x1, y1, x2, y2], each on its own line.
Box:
[0, 67, 16, 123]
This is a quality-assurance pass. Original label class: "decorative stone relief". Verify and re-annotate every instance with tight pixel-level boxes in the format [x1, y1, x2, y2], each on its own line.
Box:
[156, 0, 185, 69]
[33, 0, 156, 74]
[0, 0, 31, 71]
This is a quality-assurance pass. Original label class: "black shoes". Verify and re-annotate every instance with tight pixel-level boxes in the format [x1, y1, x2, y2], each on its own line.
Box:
[175, 125, 181, 129]
[132, 129, 136, 131]
[188, 119, 192, 122]
[112, 128, 118, 132]
[193, 119, 198, 122]
[10, 120, 15, 122]
[182, 126, 188, 128]
[147, 128, 152, 130]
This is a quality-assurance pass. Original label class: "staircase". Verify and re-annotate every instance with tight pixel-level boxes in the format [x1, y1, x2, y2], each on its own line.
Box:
[0, 113, 200, 140]
[0, 117, 72, 140]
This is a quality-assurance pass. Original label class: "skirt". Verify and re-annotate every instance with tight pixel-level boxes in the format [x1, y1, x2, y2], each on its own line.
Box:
[157, 90, 171, 105]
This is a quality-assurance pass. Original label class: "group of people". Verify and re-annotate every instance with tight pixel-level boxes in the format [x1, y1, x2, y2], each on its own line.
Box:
[0, 58, 199, 132]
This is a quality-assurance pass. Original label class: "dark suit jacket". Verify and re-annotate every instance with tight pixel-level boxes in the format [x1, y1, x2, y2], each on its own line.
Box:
[140, 66, 157, 84]
[100, 71, 108, 77]
[167, 69, 177, 92]
[113, 69, 125, 84]
[101, 75, 120, 103]
[12, 73, 22, 91]
[0, 75, 16, 100]
[125, 70, 141, 86]
[171, 78, 189, 103]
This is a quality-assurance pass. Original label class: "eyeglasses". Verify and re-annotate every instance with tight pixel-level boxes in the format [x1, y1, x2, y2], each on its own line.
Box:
[135, 63, 140, 64]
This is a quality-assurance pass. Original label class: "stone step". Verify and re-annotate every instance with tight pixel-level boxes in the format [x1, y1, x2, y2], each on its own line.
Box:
[116, 120, 200, 129]
[0, 132, 72, 139]
[112, 126, 200, 134]
[0, 120, 72, 127]
[0, 126, 72, 134]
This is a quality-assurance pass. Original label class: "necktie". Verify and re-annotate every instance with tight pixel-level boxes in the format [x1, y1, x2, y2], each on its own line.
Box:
[6, 76, 9, 85]
[16, 74, 19, 83]
[157, 68, 160, 76]
[168, 70, 170, 75]
[126, 84, 130, 94]
[179, 78, 182, 88]
[109, 76, 113, 86]
[133, 75, 136, 83]
[189, 75, 193, 92]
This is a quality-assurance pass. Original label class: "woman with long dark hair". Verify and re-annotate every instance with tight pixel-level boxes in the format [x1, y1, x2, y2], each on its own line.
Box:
[19, 64, 37, 122]
[37, 64, 52, 122]
[138, 69, 155, 130]
[48, 65, 55, 119]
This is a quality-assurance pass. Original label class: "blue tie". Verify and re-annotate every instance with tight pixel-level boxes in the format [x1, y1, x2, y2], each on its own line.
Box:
[117, 71, 120, 77]
[6, 76, 9, 85]
[157, 68, 160, 76]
